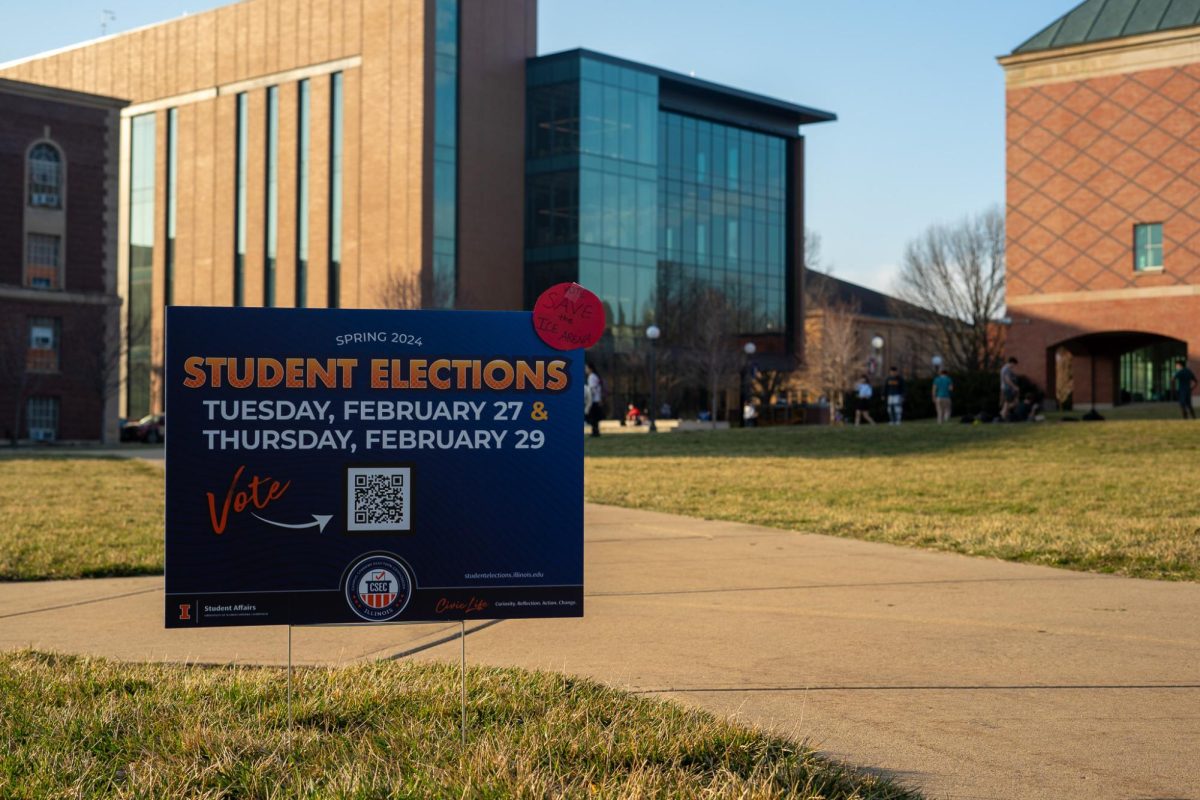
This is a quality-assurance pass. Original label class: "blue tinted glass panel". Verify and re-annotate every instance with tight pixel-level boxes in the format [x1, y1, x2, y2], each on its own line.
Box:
[165, 108, 177, 307]
[658, 110, 788, 336]
[128, 113, 155, 419]
[296, 79, 310, 307]
[329, 72, 343, 307]
[432, 0, 458, 307]
[265, 85, 278, 307]
[235, 93, 247, 306]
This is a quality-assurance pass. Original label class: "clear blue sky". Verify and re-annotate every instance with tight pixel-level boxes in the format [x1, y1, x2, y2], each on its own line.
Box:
[1, 0, 1079, 294]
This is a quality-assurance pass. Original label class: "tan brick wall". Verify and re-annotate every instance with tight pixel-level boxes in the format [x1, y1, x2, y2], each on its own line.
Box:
[1, 0, 535, 414]
[0, 0, 428, 414]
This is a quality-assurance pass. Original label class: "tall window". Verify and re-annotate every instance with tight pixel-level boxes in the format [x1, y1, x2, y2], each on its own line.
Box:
[28, 143, 63, 208]
[328, 72, 344, 308]
[25, 233, 62, 289]
[128, 113, 155, 420]
[1134, 223, 1163, 271]
[27, 317, 59, 372]
[26, 397, 59, 442]
[165, 108, 178, 306]
[264, 86, 279, 307]
[296, 79, 310, 308]
[432, 0, 459, 307]
[234, 93, 248, 306]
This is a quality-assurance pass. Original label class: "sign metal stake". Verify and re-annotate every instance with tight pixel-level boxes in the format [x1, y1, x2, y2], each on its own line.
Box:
[287, 624, 293, 744]
[460, 621, 467, 746]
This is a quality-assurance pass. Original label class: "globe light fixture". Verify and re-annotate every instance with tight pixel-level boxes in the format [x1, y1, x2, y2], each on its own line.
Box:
[646, 325, 661, 432]
[932, 355, 943, 367]
[744, 342, 757, 355]
[871, 335, 884, 350]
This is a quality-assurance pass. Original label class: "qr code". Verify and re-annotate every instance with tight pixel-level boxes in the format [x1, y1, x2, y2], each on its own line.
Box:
[346, 466, 412, 532]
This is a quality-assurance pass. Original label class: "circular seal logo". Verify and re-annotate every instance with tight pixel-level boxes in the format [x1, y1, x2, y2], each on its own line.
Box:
[344, 555, 413, 622]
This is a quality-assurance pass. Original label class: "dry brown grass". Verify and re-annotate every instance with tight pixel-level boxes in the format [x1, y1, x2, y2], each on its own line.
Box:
[585, 420, 1200, 581]
[0, 651, 917, 799]
[0, 456, 163, 581]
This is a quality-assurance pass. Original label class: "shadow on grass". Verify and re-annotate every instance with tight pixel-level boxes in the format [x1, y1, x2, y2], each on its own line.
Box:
[584, 420, 1056, 459]
[0, 451, 132, 462]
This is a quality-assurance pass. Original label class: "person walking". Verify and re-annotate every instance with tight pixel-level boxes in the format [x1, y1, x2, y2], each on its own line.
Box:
[932, 368, 954, 424]
[883, 366, 906, 425]
[1000, 356, 1019, 420]
[742, 399, 759, 428]
[1173, 358, 1197, 420]
[584, 362, 605, 437]
[854, 375, 875, 426]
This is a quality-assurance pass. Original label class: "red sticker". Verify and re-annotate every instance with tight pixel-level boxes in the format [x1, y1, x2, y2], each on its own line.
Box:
[532, 282, 606, 350]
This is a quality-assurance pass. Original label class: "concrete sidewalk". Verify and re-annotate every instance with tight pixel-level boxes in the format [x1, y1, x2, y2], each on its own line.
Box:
[2, 504, 1198, 799]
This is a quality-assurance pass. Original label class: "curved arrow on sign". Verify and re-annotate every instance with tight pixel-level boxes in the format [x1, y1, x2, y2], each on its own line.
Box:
[252, 513, 333, 532]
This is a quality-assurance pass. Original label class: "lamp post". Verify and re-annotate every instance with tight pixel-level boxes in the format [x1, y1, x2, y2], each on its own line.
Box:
[932, 354, 943, 376]
[645, 324, 661, 433]
[741, 342, 757, 428]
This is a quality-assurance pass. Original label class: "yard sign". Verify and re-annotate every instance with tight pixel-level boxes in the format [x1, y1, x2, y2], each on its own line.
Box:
[164, 307, 583, 627]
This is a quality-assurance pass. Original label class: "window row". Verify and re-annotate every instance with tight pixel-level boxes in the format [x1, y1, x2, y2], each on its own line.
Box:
[660, 113, 786, 200]
[526, 170, 658, 254]
[661, 214, 786, 267]
[528, 79, 659, 166]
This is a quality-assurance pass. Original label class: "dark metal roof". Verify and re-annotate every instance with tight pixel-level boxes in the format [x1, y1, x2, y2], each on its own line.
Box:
[1014, 0, 1200, 54]
[806, 272, 927, 321]
[535, 48, 836, 135]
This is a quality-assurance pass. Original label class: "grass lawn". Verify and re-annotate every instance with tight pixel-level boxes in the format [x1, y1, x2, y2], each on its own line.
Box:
[0, 650, 916, 799]
[585, 418, 1200, 581]
[0, 457, 163, 581]
[4, 414, 1197, 583]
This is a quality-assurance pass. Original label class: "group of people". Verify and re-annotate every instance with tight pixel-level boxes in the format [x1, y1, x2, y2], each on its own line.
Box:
[586, 356, 1198, 436]
[583, 362, 674, 436]
[851, 357, 1034, 426]
[851, 366, 938, 426]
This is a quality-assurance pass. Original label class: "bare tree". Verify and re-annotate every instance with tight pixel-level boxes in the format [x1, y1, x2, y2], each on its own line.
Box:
[0, 317, 37, 445]
[895, 206, 1006, 373]
[71, 304, 128, 444]
[796, 266, 863, 419]
[804, 228, 823, 273]
[681, 286, 744, 430]
[376, 270, 465, 310]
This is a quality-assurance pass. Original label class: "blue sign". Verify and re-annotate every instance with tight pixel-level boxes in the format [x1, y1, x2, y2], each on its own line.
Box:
[165, 307, 583, 627]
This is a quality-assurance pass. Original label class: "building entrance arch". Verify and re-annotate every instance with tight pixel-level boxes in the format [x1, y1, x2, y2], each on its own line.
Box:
[1049, 331, 1187, 408]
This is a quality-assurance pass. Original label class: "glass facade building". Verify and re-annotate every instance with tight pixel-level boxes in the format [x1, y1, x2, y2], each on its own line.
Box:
[526, 50, 831, 354]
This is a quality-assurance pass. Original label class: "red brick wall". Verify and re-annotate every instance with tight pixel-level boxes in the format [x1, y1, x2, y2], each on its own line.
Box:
[0, 92, 112, 293]
[0, 301, 108, 441]
[1005, 61, 1200, 401]
[1007, 63, 1200, 297]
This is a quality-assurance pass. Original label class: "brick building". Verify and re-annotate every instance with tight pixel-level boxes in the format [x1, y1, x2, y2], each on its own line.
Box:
[1000, 0, 1200, 407]
[0, 0, 535, 421]
[0, 78, 124, 442]
[0, 0, 830, 423]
